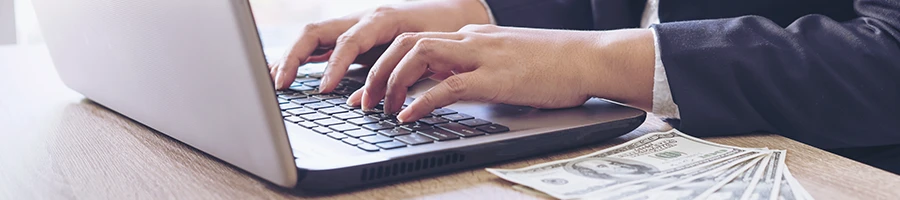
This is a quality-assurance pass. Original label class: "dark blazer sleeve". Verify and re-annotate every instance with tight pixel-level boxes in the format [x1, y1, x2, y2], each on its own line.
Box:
[655, 0, 900, 148]
[483, 0, 595, 30]
[483, 0, 646, 30]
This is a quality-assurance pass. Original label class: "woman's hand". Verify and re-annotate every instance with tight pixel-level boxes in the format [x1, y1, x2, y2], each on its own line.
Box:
[346, 25, 657, 123]
[269, 0, 491, 91]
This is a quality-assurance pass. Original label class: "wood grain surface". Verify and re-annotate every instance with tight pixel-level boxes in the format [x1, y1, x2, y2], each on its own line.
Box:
[2, 45, 898, 200]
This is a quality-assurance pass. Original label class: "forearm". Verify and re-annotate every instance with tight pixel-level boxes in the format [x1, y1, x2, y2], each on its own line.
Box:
[397, 0, 491, 32]
[585, 29, 656, 111]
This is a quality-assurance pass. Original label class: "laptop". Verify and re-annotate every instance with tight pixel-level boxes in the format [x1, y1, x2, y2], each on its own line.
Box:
[31, 0, 646, 190]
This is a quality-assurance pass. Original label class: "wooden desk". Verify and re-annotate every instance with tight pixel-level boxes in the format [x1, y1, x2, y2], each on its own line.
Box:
[1, 45, 898, 199]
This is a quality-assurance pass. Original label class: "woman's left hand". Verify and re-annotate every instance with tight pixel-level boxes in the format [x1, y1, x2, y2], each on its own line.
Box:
[347, 25, 656, 123]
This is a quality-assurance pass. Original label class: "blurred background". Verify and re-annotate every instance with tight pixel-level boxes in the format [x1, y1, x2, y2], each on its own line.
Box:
[1, 0, 403, 75]
[3, 0, 403, 51]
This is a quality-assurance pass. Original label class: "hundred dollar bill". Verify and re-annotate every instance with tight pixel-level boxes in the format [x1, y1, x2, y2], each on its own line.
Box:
[780, 166, 814, 200]
[634, 155, 766, 200]
[777, 171, 798, 200]
[594, 152, 766, 200]
[486, 129, 761, 199]
[512, 185, 555, 199]
[700, 153, 771, 200]
[742, 151, 786, 200]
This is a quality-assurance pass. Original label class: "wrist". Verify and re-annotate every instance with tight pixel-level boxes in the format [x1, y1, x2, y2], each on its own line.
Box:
[397, 0, 491, 32]
[585, 29, 655, 111]
[458, 0, 492, 25]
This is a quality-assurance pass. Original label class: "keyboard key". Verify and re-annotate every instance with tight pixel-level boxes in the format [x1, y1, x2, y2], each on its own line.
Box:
[295, 77, 318, 83]
[379, 128, 412, 137]
[376, 141, 407, 149]
[360, 135, 393, 144]
[357, 143, 380, 152]
[362, 108, 384, 114]
[431, 108, 457, 116]
[307, 71, 324, 78]
[342, 137, 364, 146]
[318, 107, 347, 115]
[297, 121, 318, 128]
[442, 113, 474, 121]
[383, 117, 406, 125]
[395, 134, 435, 145]
[302, 80, 321, 87]
[289, 85, 315, 92]
[352, 109, 367, 115]
[418, 117, 449, 125]
[348, 116, 379, 125]
[286, 107, 315, 115]
[290, 82, 304, 87]
[312, 127, 333, 134]
[437, 123, 485, 137]
[328, 124, 360, 132]
[362, 121, 395, 131]
[417, 129, 460, 141]
[305, 102, 333, 110]
[299, 113, 329, 121]
[314, 118, 344, 126]
[339, 104, 357, 110]
[369, 113, 393, 120]
[333, 88, 355, 95]
[281, 111, 291, 117]
[326, 98, 349, 105]
[280, 93, 307, 100]
[458, 119, 491, 127]
[326, 132, 348, 140]
[302, 90, 323, 95]
[398, 122, 433, 132]
[345, 129, 377, 138]
[333, 112, 363, 120]
[279, 103, 303, 111]
[290, 97, 319, 105]
[476, 124, 510, 133]
[278, 98, 289, 104]
[283, 116, 303, 123]
[312, 94, 342, 100]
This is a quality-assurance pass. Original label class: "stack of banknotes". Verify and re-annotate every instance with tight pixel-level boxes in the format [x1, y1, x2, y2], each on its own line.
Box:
[487, 129, 814, 200]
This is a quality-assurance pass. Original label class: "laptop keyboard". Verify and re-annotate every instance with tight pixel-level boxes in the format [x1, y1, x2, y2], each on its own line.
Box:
[278, 77, 510, 152]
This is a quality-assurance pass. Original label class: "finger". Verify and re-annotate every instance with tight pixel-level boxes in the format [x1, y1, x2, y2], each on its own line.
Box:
[383, 38, 478, 114]
[397, 73, 486, 123]
[362, 32, 465, 111]
[273, 20, 354, 90]
[347, 87, 364, 107]
[321, 17, 399, 93]
[306, 49, 333, 63]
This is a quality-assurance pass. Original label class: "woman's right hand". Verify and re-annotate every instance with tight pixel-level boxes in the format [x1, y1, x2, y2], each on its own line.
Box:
[269, 0, 492, 91]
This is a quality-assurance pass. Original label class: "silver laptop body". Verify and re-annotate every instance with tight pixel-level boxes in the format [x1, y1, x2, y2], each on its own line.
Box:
[32, 0, 645, 190]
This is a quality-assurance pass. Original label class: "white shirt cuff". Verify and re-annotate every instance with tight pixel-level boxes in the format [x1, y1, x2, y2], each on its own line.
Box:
[650, 27, 681, 119]
[478, 0, 497, 25]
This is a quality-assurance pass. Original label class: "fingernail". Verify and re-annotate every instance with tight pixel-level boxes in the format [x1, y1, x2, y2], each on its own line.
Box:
[274, 73, 283, 90]
[397, 111, 411, 123]
[318, 76, 329, 92]
[361, 92, 373, 110]
[347, 94, 361, 106]
[383, 104, 394, 115]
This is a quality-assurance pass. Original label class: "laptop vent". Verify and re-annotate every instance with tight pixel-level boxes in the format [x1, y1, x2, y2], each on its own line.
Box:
[360, 153, 466, 182]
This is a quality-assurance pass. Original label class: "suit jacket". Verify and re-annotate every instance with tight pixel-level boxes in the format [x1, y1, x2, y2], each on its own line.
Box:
[484, 0, 900, 149]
